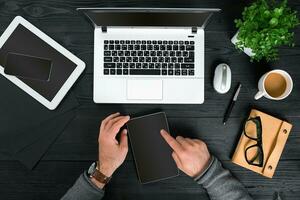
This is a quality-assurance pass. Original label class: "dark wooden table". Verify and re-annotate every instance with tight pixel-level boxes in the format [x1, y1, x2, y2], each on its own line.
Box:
[0, 0, 299, 199]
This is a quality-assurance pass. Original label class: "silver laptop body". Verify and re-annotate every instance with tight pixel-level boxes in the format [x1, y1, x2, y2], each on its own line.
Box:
[78, 8, 220, 104]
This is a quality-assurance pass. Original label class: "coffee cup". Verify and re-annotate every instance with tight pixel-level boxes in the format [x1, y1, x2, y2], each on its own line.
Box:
[254, 69, 293, 100]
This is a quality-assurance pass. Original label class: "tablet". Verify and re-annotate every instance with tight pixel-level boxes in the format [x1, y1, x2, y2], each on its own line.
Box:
[0, 16, 85, 110]
[127, 112, 179, 184]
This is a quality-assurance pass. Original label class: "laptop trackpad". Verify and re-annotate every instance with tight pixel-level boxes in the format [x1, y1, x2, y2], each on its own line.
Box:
[127, 79, 163, 100]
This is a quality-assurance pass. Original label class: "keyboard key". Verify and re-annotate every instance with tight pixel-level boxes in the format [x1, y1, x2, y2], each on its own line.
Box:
[176, 51, 181, 56]
[149, 63, 155, 68]
[123, 63, 129, 68]
[136, 63, 141, 68]
[178, 57, 183, 63]
[138, 51, 143, 56]
[180, 45, 185, 50]
[104, 51, 111, 56]
[147, 45, 153, 50]
[117, 69, 122, 75]
[131, 41, 135, 44]
[125, 51, 130, 56]
[162, 63, 168, 69]
[141, 45, 146, 50]
[117, 63, 122, 68]
[139, 57, 145, 62]
[168, 70, 174, 75]
[185, 41, 189, 44]
[182, 70, 187, 76]
[104, 69, 109, 74]
[104, 45, 109, 50]
[115, 45, 121, 50]
[175, 69, 180, 75]
[104, 57, 112, 62]
[184, 57, 194, 63]
[120, 41, 125, 44]
[144, 51, 150, 56]
[160, 45, 166, 50]
[115, 40, 119, 44]
[112, 51, 117, 56]
[152, 57, 158, 62]
[126, 40, 130, 44]
[163, 41, 168, 44]
[136, 40, 141, 44]
[142, 63, 148, 68]
[120, 57, 125, 62]
[154, 45, 159, 50]
[142, 40, 146, 44]
[113, 57, 119, 62]
[150, 51, 156, 56]
[122, 45, 127, 50]
[104, 63, 116, 68]
[162, 70, 167, 75]
[134, 45, 140, 50]
[171, 57, 177, 63]
[118, 51, 124, 56]
[155, 63, 161, 69]
[168, 63, 174, 68]
[170, 51, 175, 56]
[175, 63, 180, 68]
[133, 57, 138, 62]
[109, 45, 114, 50]
[104, 40, 109, 44]
[130, 69, 160, 75]
[109, 40, 114, 44]
[158, 57, 164, 62]
[157, 51, 162, 56]
[165, 57, 170, 62]
[173, 45, 179, 50]
[126, 57, 132, 62]
[146, 57, 151, 62]
[123, 69, 129, 75]
[110, 69, 116, 75]
[130, 63, 135, 68]
[190, 41, 195, 44]
[131, 51, 137, 56]
[186, 45, 194, 50]
[167, 45, 172, 50]
[181, 63, 194, 69]
[128, 45, 133, 50]
[189, 69, 195, 76]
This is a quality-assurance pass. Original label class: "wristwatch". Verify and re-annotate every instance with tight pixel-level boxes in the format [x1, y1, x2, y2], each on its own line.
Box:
[88, 162, 111, 185]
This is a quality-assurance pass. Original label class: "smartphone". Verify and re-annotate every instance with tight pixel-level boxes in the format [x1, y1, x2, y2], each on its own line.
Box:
[4, 52, 52, 81]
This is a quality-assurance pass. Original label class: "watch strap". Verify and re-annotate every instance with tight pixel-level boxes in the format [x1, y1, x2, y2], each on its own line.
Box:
[90, 163, 111, 184]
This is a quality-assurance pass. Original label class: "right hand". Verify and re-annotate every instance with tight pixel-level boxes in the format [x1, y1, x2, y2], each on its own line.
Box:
[160, 129, 211, 178]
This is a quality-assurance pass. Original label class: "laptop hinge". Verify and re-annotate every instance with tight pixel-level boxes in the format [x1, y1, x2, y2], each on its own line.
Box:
[192, 27, 197, 34]
[101, 26, 107, 33]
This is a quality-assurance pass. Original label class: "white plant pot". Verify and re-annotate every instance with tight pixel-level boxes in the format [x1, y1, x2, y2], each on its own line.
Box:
[231, 31, 255, 57]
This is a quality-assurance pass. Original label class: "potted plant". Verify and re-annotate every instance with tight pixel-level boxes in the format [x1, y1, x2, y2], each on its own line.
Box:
[231, 0, 299, 62]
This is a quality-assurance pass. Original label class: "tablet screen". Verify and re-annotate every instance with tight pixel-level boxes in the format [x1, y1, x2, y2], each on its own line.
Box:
[127, 112, 178, 184]
[0, 24, 77, 101]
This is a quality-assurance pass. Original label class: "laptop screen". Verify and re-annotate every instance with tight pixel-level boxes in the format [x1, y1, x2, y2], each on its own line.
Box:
[79, 8, 220, 28]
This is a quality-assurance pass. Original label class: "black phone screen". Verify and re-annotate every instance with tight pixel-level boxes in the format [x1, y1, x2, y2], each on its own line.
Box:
[4, 52, 52, 81]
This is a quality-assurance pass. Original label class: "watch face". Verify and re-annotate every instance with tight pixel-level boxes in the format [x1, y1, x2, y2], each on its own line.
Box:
[88, 162, 97, 175]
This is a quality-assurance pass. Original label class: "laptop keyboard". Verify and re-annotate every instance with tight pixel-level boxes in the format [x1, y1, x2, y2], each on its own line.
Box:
[103, 40, 195, 76]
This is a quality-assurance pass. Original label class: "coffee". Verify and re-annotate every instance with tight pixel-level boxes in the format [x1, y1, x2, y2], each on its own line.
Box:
[264, 73, 287, 98]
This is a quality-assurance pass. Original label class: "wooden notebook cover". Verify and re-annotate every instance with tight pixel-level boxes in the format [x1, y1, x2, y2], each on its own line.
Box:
[232, 109, 292, 178]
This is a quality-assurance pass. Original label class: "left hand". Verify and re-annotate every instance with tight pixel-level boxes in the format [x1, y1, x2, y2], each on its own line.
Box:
[98, 113, 130, 177]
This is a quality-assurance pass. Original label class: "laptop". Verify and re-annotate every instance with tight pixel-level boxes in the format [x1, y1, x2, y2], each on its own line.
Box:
[78, 8, 220, 104]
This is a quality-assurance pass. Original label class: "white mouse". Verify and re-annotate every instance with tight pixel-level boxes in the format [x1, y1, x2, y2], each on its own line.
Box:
[213, 63, 231, 94]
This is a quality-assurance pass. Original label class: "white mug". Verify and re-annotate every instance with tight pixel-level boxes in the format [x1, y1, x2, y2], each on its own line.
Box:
[255, 69, 293, 100]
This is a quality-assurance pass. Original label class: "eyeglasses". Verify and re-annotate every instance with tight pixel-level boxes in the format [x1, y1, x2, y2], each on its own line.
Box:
[243, 117, 264, 167]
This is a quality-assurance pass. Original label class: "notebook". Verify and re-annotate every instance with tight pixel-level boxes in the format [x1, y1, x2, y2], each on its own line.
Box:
[127, 112, 179, 184]
[232, 109, 293, 178]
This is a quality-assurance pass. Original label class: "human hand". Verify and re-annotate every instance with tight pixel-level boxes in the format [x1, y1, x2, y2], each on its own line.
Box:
[160, 129, 211, 178]
[98, 113, 130, 177]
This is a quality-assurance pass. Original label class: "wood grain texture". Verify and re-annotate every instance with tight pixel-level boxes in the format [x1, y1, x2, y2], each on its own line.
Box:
[0, 0, 299, 199]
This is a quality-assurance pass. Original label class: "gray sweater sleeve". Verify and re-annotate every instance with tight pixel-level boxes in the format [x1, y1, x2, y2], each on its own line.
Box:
[194, 156, 253, 200]
[61, 157, 252, 200]
[61, 171, 105, 200]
